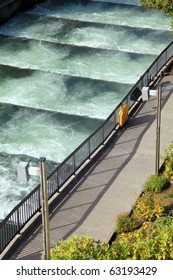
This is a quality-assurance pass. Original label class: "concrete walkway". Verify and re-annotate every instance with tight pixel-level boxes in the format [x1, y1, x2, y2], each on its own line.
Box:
[11, 75, 173, 260]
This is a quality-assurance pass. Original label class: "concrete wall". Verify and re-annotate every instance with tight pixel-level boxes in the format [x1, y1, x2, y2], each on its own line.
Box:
[0, 0, 43, 25]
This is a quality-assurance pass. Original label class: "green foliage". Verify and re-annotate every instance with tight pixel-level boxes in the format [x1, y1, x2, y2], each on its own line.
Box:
[51, 144, 173, 260]
[133, 192, 165, 222]
[169, 192, 173, 198]
[51, 218, 173, 260]
[111, 217, 173, 260]
[143, 174, 167, 193]
[163, 144, 173, 179]
[163, 144, 173, 163]
[50, 235, 110, 260]
[116, 213, 142, 234]
[140, 0, 173, 14]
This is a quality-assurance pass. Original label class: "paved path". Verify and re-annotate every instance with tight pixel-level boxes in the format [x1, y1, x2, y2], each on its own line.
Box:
[11, 75, 173, 260]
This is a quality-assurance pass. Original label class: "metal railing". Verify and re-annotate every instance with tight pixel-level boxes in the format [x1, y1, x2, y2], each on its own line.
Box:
[0, 40, 173, 255]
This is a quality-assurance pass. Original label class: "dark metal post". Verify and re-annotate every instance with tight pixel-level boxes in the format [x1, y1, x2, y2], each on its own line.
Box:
[16, 208, 20, 233]
[39, 157, 50, 260]
[155, 86, 162, 175]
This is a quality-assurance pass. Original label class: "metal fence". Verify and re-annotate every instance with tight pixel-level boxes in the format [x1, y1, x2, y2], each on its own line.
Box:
[0, 41, 173, 255]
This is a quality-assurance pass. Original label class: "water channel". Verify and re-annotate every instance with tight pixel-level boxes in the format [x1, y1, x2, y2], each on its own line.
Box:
[0, 0, 172, 218]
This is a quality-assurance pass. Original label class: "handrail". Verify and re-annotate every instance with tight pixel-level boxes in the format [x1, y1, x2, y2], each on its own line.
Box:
[0, 40, 173, 255]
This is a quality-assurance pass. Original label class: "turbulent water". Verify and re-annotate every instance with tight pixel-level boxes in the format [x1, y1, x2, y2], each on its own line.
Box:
[0, 0, 172, 218]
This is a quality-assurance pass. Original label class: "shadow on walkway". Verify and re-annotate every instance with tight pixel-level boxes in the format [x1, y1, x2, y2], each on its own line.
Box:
[12, 80, 173, 259]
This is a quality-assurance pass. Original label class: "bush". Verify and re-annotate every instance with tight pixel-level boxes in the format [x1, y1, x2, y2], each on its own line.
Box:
[163, 144, 173, 179]
[164, 144, 173, 163]
[111, 217, 173, 260]
[50, 235, 110, 260]
[50, 218, 173, 260]
[133, 192, 165, 222]
[143, 174, 167, 193]
[116, 213, 142, 234]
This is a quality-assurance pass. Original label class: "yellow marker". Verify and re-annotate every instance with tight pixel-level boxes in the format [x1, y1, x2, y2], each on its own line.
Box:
[119, 104, 128, 127]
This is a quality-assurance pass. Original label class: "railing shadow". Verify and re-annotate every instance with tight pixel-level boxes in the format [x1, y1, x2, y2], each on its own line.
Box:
[12, 79, 173, 259]
[0, 30, 172, 258]
[51, 85, 172, 239]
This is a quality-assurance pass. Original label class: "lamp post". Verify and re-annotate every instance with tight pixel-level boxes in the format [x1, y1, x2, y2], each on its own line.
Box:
[17, 157, 50, 260]
[155, 85, 162, 175]
[39, 157, 50, 260]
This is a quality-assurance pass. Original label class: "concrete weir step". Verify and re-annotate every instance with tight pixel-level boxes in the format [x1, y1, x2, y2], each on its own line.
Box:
[10, 74, 173, 260]
[0, 0, 172, 260]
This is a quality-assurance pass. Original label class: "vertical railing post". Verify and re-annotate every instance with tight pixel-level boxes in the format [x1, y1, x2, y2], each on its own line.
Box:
[40, 157, 50, 260]
[114, 109, 116, 126]
[57, 168, 60, 192]
[88, 139, 91, 158]
[17, 208, 20, 233]
[102, 126, 104, 143]
[73, 154, 76, 175]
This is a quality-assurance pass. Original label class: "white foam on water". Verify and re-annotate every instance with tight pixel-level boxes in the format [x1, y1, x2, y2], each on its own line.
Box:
[0, 0, 172, 219]
[0, 38, 157, 83]
[0, 108, 98, 163]
[0, 70, 129, 119]
[58, 26, 170, 55]
[0, 15, 171, 55]
[29, 0, 171, 30]
[0, 154, 39, 218]
[0, 106, 101, 219]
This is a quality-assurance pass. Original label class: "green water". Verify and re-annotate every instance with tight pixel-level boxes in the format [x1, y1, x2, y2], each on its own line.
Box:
[0, 0, 172, 218]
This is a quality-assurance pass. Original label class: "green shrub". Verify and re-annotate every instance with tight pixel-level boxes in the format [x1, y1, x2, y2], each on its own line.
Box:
[164, 144, 173, 163]
[111, 217, 173, 260]
[169, 192, 173, 198]
[143, 174, 167, 193]
[50, 218, 173, 260]
[133, 192, 165, 222]
[116, 213, 142, 234]
[50, 235, 110, 260]
[163, 144, 173, 179]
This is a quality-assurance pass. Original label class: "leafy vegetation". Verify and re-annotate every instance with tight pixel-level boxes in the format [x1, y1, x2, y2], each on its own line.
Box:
[132, 192, 165, 222]
[51, 144, 173, 260]
[115, 213, 142, 233]
[50, 235, 110, 260]
[111, 217, 173, 260]
[143, 174, 168, 193]
[140, 0, 173, 15]
[162, 144, 173, 179]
